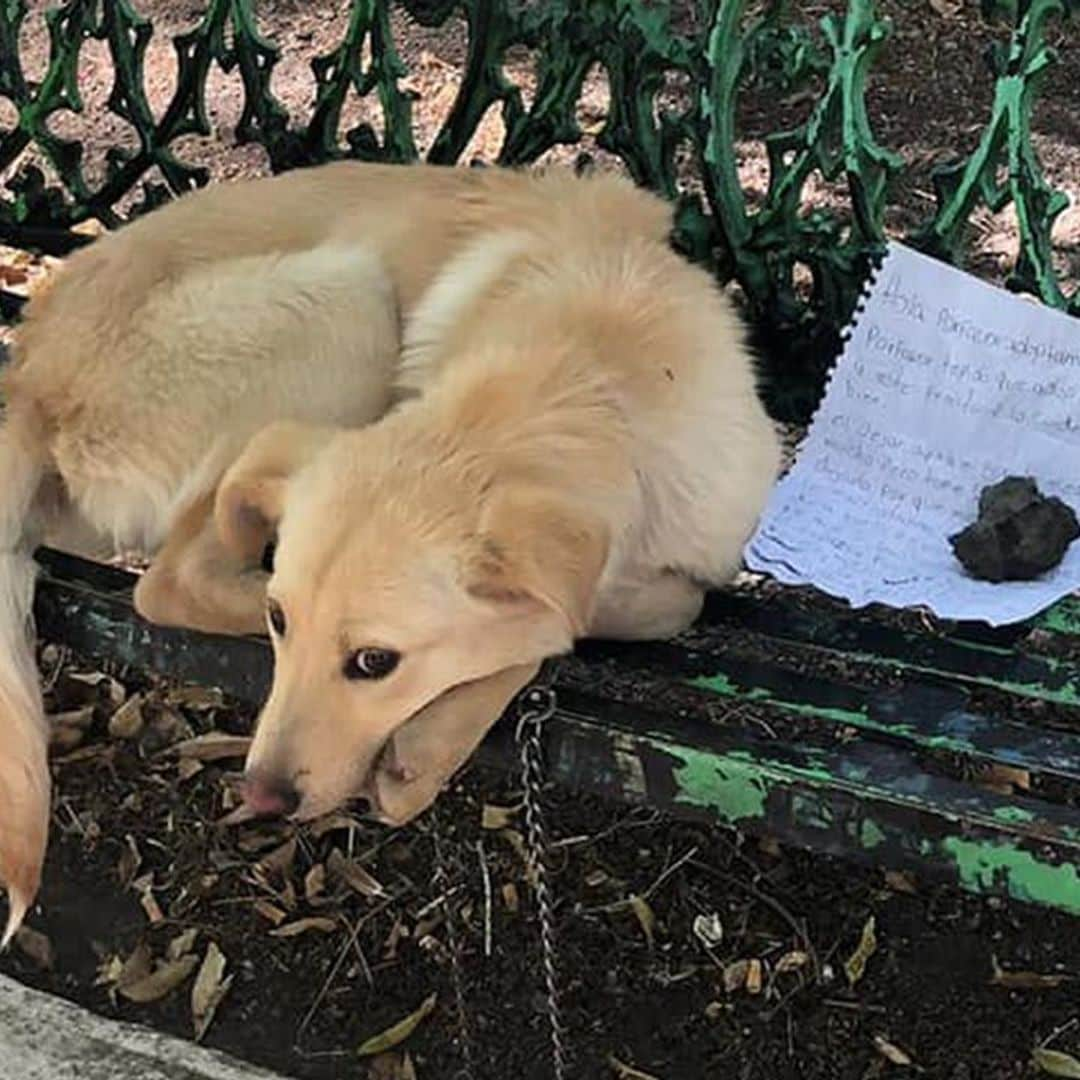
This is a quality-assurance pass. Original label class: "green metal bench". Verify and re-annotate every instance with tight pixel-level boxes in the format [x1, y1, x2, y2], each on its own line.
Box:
[3, 0, 1079, 914]
[32, 548, 1080, 914]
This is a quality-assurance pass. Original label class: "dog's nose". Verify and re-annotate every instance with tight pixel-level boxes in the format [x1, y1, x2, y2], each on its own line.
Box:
[240, 771, 300, 819]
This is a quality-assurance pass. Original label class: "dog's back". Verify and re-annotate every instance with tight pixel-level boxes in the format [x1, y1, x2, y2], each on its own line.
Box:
[399, 168, 781, 590]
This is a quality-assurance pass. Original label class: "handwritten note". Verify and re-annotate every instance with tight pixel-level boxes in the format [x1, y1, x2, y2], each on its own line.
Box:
[745, 242, 1080, 625]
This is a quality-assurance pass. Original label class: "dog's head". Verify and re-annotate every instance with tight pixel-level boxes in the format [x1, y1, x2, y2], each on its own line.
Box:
[214, 417, 608, 824]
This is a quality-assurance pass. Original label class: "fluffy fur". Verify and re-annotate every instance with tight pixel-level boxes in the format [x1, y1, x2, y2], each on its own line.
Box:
[0, 160, 780, 942]
[218, 168, 782, 827]
[0, 161, 512, 940]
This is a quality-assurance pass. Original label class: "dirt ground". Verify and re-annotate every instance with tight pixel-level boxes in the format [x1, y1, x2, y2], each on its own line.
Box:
[0, 2, 1079, 1079]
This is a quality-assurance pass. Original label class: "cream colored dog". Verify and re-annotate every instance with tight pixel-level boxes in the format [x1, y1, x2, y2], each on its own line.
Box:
[0, 161, 525, 940]
[0, 160, 780, 944]
[219, 169, 782, 828]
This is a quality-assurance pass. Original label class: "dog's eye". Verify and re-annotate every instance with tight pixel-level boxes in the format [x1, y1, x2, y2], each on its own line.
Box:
[267, 599, 286, 637]
[261, 541, 276, 574]
[343, 648, 400, 681]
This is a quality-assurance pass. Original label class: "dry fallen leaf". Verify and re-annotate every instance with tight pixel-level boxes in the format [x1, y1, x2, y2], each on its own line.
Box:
[131, 873, 164, 924]
[254, 900, 288, 927]
[0, 263, 28, 286]
[167, 928, 199, 961]
[1033, 1048, 1080, 1078]
[691, 912, 724, 950]
[66, 671, 125, 708]
[255, 836, 298, 878]
[13, 926, 53, 970]
[481, 802, 520, 830]
[383, 919, 408, 962]
[95, 954, 125, 988]
[109, 694, 145, 739]
[980, 763, 1031, 795]
[607, 1054, 661, 1079]
[746, 958, 763, 995]
[117, 834, 143, 889]
[270, 916, 338, 938]
[502, 882, 520, 913]
[177, 758, 204, 782]
[191, 942, 233, 1041]
[367, 1051, 418, 1080]
[874, 1034, 914, 1067]
[775, 950, 809, 974]
[884, 870, 917, 895]
[172, 733, 252, 761]
[628, 894, 656, 948]
[928, 0, 962, 15]
[120, 953, 200, 1004]
[49, 706, 96, 731]
[328, 848, 386, 898]
[845, 915, 878, 987]
[304, 863, 327, 903]
[114, 943, 153, 992]
[722, 959, 750, 994]
[991, 956, 1069, 989]
[166, 685, 225, 712]
[357, 994, 437, 1056]
[49, 723, 86, 751]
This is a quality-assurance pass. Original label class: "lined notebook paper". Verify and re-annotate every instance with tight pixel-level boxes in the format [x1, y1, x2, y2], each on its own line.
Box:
[745, 242, 1080, 625]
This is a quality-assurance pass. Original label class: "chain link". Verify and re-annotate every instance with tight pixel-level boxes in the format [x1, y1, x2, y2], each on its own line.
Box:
[431, 811, 479, 1080]
[515, 678, 571, 1080]
[429, 664, 570, 1080]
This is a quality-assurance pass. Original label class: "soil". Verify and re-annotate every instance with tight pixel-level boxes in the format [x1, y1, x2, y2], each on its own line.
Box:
[1, 3, 1080, 1079]
[3, 650, 1080, 1080]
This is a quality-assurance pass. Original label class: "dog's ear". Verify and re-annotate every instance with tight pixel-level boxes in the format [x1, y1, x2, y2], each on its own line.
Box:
[467, 486, 610, 639]
[215, 421, 336, 562]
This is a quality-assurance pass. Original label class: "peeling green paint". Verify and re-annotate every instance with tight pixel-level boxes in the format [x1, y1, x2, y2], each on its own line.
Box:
[1034, 596, 1080, 637]
[860, 819, 887, 849]
[992, 806, 1037, 824]
[689, 672, 867, 726]
[666, 745, 767, 824]
[942, 838, 1080, 914]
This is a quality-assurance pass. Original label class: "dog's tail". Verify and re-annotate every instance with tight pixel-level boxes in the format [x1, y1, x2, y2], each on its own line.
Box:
[0, 406, 49, 946]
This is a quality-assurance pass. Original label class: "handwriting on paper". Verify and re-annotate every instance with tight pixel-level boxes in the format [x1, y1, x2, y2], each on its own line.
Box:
[746, 242, 1080, 625]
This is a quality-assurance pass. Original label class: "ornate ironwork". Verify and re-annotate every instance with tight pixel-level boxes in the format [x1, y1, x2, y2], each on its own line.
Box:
[0, 0, 1075, 421]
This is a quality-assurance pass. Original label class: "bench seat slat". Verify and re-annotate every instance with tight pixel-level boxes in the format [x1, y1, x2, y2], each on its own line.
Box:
[704, 592, 1080, 706]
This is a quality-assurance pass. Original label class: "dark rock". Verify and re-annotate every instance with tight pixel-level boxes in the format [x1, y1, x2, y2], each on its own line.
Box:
[950, 475, 1080, 582]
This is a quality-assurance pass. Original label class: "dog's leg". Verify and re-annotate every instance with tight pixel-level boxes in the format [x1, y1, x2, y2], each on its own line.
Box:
[590, 570, 705, 641]
[372, 661, 541, 826]
[134, 493, 267, 637]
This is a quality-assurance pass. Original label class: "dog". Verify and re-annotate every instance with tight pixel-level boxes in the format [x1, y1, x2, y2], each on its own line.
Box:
[0, 161, 562, 940]
[0, 160, 780, 943]
[218, 167, 783, 829]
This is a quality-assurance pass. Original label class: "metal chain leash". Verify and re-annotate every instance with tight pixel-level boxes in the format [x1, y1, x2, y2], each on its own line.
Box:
[515, 668, 571, 1080]
[429, 662, 570, 1080]
[431, 811, 479, 1080]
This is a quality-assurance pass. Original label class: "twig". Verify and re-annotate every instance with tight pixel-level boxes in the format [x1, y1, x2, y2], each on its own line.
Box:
[295, 919, 363, 1043]
[294, 898, 394, 1047]
[1038, 1016, 1079, 1050]
[476, 840, 493, 959]
[824, 998, 887, 1014]
[580, 845, 700, 916]
[415, 884, 463, 921]
[346, 914, 375, 989]
[643, 845, 699, 900]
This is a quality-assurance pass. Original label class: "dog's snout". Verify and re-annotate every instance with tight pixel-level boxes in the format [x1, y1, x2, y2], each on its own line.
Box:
[240, 771, 301, 819]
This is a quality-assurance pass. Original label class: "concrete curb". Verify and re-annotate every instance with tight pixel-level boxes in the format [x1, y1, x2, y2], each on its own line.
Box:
[0, 974, 295, 1080]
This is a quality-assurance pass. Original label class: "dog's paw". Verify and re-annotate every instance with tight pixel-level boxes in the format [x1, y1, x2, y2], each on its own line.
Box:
[0, 747, 49, 948]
